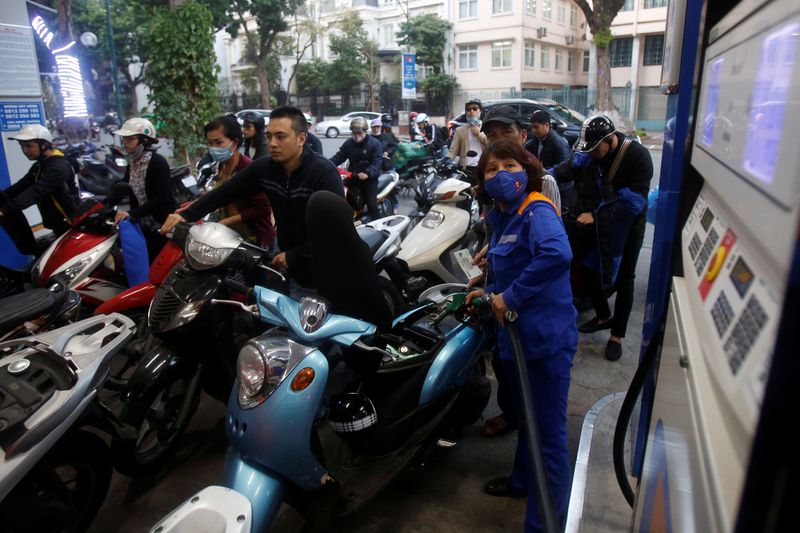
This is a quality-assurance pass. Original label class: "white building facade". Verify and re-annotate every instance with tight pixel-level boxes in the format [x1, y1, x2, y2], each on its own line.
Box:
[213, 0, 666, 126]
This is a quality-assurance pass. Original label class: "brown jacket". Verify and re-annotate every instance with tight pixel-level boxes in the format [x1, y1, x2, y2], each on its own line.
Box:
[448, 123, 488, 168]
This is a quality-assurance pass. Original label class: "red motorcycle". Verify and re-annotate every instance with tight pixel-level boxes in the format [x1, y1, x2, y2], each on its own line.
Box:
[32, 199, 184, 309]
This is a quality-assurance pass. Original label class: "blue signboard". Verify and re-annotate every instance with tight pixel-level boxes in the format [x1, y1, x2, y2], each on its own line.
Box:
[402, 53, 416, 100]
[0, 101, 45, 132]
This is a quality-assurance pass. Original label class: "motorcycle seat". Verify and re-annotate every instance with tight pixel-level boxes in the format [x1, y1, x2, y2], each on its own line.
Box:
[376, 173, 396, 192]
[355, 226, 387, 257]
[0, 288, 60, 333]
[403, 156, 435, 171]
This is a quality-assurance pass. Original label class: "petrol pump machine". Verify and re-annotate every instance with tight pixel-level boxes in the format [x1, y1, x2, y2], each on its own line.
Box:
[634, 0, 800, 530]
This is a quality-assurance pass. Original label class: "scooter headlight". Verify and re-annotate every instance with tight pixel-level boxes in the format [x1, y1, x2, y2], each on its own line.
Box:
[161, 301, 205, 332]
[237, 336, 316, 409]
[421, 210, 445, 229]
[59, 252, 98, 283]
[114, 157, 127, 167]
[238, 343, 267, 398]
[185, 233, 235, 270]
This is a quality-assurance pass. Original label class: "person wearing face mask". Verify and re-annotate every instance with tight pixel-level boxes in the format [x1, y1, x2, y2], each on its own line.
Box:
[160, 106, 343, 295]
[448, 98, 487, 185]
[466, 139, 576, 533]
[370, 117, 398, 171]
[0, 124, 76, 255]
[108, 117, 176, 259]
[203, 115, 275, 248]
[329, 117, 383, 221]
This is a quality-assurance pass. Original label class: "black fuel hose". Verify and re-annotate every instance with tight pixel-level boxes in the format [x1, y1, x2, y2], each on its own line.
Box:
[506, 320, 560, 533]
[612, 324, 665, 507]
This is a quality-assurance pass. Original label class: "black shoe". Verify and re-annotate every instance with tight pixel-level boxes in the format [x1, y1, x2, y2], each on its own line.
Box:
[578, 316, 613, 334]
[484, 477, 526, 498]
[605, 339, 622, 361]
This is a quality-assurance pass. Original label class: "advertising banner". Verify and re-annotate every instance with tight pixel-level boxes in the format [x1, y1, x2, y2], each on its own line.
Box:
[402, 53, 416, 100]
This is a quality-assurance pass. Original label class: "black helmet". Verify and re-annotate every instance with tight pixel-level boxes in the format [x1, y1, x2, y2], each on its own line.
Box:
[380, 113, 392, 126]
[465, 97, 482, 110]
[238, 111, 266, 128]
[574, 114, 615, 152]
[329, 392, 377, 434]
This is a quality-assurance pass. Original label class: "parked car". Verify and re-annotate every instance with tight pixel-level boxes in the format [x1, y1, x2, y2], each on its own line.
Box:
[447, 98, 587, 147]
[235, 109, 271, 125]
[316, 111, 382, 138]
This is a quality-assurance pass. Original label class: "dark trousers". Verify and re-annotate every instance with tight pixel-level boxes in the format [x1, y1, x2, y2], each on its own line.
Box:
[0, 209, 37, 256]
[355, 178, 380, 221]
[503, 352, 572, 532]
[581, 213, 647, 338]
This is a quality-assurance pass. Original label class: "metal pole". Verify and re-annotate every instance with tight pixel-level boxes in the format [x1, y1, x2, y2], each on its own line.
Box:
[105, 0, 125, 122]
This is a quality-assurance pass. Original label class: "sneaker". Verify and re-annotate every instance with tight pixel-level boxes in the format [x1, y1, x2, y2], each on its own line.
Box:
[605, 339, 623, 361]
[578, 316, 613, 334]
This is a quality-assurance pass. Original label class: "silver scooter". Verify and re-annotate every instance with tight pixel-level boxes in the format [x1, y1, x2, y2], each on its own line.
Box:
[0, 313, 136, 532]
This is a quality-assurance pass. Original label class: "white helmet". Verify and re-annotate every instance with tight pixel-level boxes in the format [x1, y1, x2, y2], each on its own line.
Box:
[114, 117, 158, 141]
[415, 113, 429, 124]
[303, 112, 313, 125]
[9, 124, 53, 143]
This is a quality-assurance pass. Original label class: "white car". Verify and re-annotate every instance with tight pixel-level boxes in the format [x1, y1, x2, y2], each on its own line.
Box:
[315, 111, 382, 138]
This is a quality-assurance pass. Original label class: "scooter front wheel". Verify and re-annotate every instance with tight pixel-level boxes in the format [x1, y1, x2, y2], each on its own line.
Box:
[111, 369, 202, 476]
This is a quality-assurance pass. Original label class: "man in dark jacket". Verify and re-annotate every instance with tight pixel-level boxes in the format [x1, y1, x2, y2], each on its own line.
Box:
[553, 114, 652, 361]
[525, 110, 571, 168]
[160, 106, 344, 291]
[330, 117, 383, 221]
[0, 124, 76, 254]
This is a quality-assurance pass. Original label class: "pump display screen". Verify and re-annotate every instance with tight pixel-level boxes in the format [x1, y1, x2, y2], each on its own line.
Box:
[730, 257, 755, 298]
[742, 23, 799, 183]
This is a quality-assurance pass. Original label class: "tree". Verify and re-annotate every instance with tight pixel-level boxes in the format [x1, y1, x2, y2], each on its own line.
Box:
[396, 14, 455, 115]
[575, 0, 626, 112]
[295, 57, 329, 94]
[396, 14, 451, 74]
[73, 0, 160, 115]
[284, 5, 324, 104]
[326, 11, 384, 110]
[227, 0, 305, 108]
[145, 0, 219, 162]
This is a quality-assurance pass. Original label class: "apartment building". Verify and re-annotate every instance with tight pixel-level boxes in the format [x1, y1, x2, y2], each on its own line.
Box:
[450, 0, 590, 107]
[213, 0, 666, 125]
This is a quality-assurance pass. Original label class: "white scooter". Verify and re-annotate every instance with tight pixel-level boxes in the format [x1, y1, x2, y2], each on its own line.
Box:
[386, 177, 485, 303]
[0, 313, 136, 532]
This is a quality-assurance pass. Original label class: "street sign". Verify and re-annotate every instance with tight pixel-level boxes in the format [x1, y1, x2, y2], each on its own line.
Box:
[402, 53, 416, 100]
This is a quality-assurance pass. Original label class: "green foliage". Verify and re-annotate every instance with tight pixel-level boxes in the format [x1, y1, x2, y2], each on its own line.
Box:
[422, 74, 458, 115]
[145, 1, 219, 160]
[593, 28, 614, 49]
[396, 14, 452, 73]
[328, 11, 368, 92]
[225, 0, 305, 105]
[72, 0, 160, 112]
[296, 57, 329, 93]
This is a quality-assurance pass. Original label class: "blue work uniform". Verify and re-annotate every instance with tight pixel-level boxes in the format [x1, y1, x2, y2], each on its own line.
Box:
[485, 191, 577, 532]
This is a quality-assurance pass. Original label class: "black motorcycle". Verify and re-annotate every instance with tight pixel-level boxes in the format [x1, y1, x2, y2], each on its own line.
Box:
[110, 222, 281, 474]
